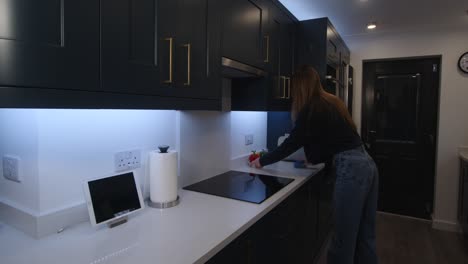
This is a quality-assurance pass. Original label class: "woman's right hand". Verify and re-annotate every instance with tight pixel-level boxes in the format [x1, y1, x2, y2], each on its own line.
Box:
[249, 157, 263, 169]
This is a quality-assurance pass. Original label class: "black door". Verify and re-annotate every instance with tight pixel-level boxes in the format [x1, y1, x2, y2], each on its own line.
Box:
[362, 57, 440, 219]
[0, 0, 99, 91]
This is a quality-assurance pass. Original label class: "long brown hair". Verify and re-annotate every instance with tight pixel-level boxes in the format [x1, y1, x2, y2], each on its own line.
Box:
[291, 65, 357, 132]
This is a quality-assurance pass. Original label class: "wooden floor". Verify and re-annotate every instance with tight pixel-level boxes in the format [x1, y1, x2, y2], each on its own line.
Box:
[376, 213, 467, 264]
[318, 212, 468, 264]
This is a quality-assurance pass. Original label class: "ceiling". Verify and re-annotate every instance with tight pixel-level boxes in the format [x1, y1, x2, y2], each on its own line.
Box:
[279, 0, 468, 37]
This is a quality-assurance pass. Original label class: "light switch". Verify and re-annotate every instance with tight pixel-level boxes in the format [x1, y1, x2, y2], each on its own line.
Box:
[2, 155, 21, 183]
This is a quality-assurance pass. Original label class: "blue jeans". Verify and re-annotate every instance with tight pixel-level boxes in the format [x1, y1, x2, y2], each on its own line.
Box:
[327, 146, 379, 264]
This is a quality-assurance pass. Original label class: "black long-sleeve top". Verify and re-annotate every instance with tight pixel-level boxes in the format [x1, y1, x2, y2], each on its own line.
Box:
[259, 105, 362, 166]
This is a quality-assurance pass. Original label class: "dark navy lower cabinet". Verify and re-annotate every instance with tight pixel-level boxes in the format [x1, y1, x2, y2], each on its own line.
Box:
[207, 169, 333, 264]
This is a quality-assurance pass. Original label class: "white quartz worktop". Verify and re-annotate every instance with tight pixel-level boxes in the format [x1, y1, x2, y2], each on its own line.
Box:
[0, 161, 324, 264]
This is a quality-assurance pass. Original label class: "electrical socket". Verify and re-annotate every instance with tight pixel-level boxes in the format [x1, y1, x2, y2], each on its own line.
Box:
[2, 155, 21, 183]
[245, 134, 254, 145]
[114, 150, 141, 172]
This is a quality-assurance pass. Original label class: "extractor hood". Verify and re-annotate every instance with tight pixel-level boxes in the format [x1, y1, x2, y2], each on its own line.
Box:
[221, 57, 266, 78]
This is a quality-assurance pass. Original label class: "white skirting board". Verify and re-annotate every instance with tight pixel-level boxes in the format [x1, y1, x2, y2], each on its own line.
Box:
[0, 200, 89, 238]
[377, 211, 461, 233]
[36, 203, 89, 238]
[0, 201, 37, 238]
[432, 219, 462, 233]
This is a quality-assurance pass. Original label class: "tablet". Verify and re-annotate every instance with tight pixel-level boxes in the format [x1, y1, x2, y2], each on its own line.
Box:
[83, 172, 144, 227]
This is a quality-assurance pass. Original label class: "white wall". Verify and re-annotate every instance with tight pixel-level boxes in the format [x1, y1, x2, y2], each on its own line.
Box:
[1, 109, 177, 215]
[178, 111, 232, 187]
[1, 109, 268, 218]
[178, 111, 268, 187]
[230, 111, 268, 159]
[347, 28, 468, 230]
[0, 109, 40, 214]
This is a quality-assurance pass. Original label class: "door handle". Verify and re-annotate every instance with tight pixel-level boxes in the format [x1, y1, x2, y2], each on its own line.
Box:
[264, 35, 270, 63]
[182, 43, 191, 86]
[423, 133, 434, 145]
[163, 37, 173, 84]
[367, 130, 377, 149]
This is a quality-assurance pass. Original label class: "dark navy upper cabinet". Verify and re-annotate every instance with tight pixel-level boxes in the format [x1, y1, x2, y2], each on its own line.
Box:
[0, 0, 221, 109]
[231, 1, 296, 111]
[102, 0, 219, 101]
[101, 0, 160, 95]
[221, 0, 267, 69]
[296, 18, 350, 100]
[0, 0, 100, 91]
[270, 8, 295, 110]
[0, 0, 320, 110]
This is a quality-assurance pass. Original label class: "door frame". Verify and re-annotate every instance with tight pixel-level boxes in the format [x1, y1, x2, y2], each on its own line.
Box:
[361, 55, 442, 216]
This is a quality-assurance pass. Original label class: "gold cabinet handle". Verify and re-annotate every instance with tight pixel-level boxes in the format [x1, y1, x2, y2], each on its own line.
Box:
[264, 35, 270, 63]
[164, 37, 173, 84]
[182, 43, 191, 86]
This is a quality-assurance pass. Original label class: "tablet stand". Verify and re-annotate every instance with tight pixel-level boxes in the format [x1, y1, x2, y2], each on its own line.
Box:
[107, 216, 128, 228]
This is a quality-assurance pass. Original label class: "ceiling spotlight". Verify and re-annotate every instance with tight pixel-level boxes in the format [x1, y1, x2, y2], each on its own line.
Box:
[367, 22, 377, 29]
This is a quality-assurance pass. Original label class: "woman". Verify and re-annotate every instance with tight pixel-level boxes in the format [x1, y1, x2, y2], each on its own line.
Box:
[250, 65, 378, 264]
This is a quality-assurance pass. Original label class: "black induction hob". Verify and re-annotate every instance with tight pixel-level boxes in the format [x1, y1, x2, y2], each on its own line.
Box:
[183, 171, 294, 204]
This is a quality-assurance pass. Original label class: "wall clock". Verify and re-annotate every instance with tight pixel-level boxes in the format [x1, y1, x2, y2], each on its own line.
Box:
[459, 52, 468, 74]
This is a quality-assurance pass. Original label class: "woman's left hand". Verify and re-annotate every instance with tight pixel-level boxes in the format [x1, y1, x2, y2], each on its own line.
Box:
[249, 157, 263, 169]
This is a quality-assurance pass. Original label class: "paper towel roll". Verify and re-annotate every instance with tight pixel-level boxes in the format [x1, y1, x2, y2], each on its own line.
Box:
[149, 150, 178, 203]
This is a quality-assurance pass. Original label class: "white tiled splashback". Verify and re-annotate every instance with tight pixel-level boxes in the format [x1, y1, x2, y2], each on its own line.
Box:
[0, 109, 268, 237]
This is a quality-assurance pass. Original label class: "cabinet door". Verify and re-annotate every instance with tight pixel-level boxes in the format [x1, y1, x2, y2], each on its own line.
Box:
[221, 0, 265, 69]
[269, 16, 282, 101]
[102, 0, 215, 100]
[0, 0, 99, 91]
[279, 18, 294, 101]
[326, 26, 339, 65]
[101, 0, 161, 94]
[175, 0, 217, 99]
[280, 15, 294, 79]
[206, 232, 251, 264]
[268, 9, 293, 110]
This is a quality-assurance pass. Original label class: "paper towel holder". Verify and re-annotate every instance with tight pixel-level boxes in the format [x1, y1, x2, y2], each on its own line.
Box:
[158, 145, 170, 153]
[149, 145, 179, 209]
[148, 196, 180, 209]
